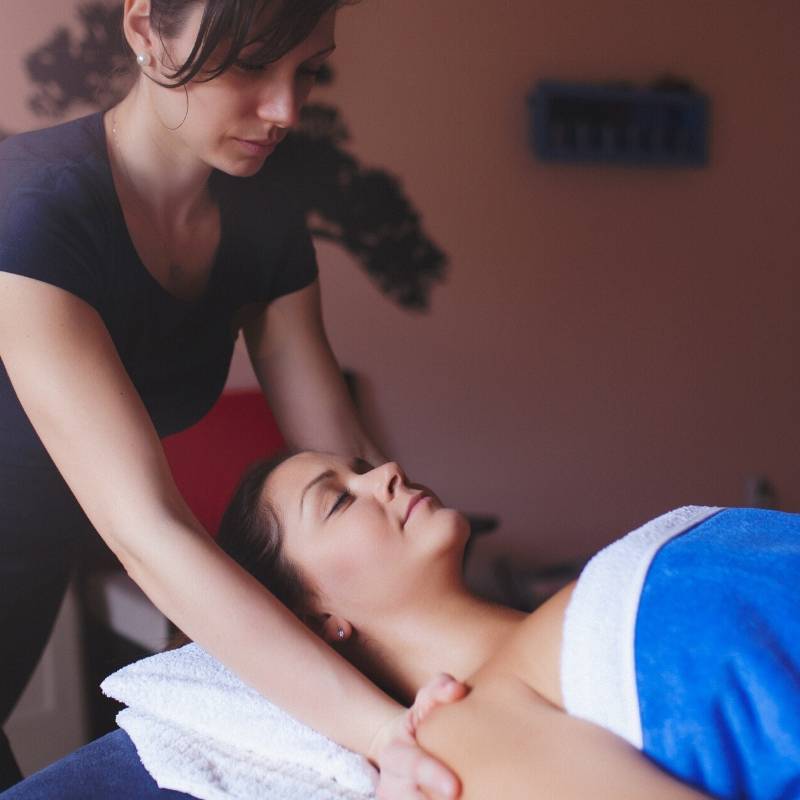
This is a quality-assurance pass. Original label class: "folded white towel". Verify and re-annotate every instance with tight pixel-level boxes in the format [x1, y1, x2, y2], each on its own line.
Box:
[100, 643, 378, 800]
[560, 505, 723, 749]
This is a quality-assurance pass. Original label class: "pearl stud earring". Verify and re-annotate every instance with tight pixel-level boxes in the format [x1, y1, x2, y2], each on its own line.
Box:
[136, 52, 151, 67]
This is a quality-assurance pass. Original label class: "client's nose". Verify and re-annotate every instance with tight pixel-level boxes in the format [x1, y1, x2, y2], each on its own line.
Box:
[369, 461, 406, 501]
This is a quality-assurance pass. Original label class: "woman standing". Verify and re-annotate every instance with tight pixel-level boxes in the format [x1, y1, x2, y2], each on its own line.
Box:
[0, 1, 463, 796]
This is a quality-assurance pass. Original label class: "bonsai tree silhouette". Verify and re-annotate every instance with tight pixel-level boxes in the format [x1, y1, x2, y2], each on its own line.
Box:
[18, 1, 447, 310]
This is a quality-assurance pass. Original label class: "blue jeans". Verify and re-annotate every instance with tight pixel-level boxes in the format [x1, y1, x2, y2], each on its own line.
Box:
[0, 729, 195, 799]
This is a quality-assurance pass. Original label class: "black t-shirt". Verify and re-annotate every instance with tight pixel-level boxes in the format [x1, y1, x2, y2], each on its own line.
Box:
[0, 111, 318, 466]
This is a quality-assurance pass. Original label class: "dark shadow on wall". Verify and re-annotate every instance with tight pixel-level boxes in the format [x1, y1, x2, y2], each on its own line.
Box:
[6, 1, 447, 311]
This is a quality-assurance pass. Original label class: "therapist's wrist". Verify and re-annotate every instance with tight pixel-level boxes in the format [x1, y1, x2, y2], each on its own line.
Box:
[366, 704, 405, 766]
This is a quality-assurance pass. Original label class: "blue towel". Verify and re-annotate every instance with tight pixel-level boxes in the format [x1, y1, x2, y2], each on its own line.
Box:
[636, 508, 800, 799]
[562, 507, 800, 799]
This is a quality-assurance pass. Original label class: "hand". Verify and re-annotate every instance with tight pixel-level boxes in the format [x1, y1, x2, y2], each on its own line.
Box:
[369, 673, 469, 800]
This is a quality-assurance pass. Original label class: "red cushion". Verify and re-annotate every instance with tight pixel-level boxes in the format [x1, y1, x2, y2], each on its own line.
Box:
[162, 390, 285, 537]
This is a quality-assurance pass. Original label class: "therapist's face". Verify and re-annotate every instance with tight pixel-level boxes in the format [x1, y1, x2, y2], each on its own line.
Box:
[261, 452, 470, 624]
[130, 1, 336, 177]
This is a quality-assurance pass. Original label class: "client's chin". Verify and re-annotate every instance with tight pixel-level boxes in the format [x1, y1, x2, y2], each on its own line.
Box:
[415, 508, 471, 562]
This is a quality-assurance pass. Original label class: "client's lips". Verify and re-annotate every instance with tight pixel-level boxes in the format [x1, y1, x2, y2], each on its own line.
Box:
[403, 493, 428, 527]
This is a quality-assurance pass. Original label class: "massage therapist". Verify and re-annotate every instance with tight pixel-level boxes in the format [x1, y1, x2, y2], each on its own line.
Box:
[0, 1, 464, 796]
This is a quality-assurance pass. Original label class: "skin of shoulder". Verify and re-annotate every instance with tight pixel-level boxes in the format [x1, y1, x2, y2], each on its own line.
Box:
[415, 581, 711, 800]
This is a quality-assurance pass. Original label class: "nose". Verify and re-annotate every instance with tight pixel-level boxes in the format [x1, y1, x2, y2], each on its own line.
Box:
[256, 76, 302, 130]
[361, 461, 406, 504]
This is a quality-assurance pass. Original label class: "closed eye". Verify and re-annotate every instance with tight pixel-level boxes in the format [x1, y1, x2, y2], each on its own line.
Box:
[327, 490, 352, 518]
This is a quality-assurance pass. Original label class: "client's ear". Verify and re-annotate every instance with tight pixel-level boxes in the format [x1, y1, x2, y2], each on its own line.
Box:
[319, 615, 353, 645]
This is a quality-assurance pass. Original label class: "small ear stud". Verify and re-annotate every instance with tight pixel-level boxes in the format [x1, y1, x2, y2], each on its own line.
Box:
[136, 52, 151, 67]
[337, 627, 345, 640]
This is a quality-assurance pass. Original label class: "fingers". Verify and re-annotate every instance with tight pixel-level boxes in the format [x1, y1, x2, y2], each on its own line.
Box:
[375, 675, 468, 800]
[377, 739, 461, 800]
[417, 755, 460, 799]
[433, 674, 469, 701]
[410, 673, 469, 731]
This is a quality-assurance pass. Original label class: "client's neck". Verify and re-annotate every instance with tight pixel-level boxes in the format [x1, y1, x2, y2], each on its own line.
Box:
[352, 589, 526, 705]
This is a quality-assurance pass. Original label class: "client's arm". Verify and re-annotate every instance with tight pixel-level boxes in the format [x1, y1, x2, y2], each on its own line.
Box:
[416, 671, 710, 800]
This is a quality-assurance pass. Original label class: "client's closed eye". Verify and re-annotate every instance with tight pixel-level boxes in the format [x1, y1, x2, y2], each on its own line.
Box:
[327, 490, 352, 518]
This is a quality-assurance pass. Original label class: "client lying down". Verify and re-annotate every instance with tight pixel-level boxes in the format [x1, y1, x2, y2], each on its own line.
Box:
[5, 452, 799, 799]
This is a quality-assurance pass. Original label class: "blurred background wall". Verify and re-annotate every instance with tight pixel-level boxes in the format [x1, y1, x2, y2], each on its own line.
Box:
[2, 0, 798, 573]
[271, 0, 800, 572]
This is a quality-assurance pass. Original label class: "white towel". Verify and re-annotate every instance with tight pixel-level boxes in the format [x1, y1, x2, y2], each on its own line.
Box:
[560, 505, 724, 749]
[100, 643, 378, 800]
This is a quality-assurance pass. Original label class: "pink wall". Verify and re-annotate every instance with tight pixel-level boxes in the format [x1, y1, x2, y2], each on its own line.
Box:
[291, 0, 800, 567]
[3, 1, 798, 575]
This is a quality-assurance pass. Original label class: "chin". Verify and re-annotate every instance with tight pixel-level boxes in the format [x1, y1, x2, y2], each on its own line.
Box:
[442, 507, 472, 538]
[420, 508, 471, 558]
[219, 156, 268, 178]
[208, 144, 268, 178]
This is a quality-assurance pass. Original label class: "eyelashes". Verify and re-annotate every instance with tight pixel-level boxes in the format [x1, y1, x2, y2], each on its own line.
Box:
[327, 490, 352, 518]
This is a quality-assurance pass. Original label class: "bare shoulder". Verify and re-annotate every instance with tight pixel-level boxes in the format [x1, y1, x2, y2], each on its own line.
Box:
[416, 582, 710, 799]
[497, 580, 577, 709]
[416, 666, 708, 800]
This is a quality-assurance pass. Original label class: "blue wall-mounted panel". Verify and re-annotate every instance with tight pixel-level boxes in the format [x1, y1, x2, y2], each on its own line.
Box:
[528, 80, 709, 167]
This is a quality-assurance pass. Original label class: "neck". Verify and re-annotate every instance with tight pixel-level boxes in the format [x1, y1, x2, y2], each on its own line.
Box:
[105, 82, 213, 228]
[352, 587, 527, 704]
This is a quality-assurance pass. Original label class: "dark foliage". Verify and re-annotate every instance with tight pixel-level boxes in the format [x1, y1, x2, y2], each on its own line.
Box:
[286, 105, 446, 309]
[25, 3, 128, 117]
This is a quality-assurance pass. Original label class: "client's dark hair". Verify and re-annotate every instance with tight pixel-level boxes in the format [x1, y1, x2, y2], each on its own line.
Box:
[169, 450, 318, 649]
[173, 449, 407, 701]
[145, 0, 359, 87]
[215, 451, 320, 619]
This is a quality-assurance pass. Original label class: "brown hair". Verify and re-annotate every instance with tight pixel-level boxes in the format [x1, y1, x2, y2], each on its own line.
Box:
[214, 451, 320, 617]
[144, 0, 358, 87]
[169, 451, 319, 648]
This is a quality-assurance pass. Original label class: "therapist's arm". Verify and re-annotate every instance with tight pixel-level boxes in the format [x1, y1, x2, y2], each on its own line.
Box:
[242, 279, 387, 467]
[0, 272, 457, 798]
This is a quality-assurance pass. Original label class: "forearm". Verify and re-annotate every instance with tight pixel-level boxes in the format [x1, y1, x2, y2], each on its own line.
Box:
[123, 515, 400, 756]
[244, 282, 388, 466]
[0, 277, 398, 760]
[252, 346, 386, 465]
[284, 382, 385, 466]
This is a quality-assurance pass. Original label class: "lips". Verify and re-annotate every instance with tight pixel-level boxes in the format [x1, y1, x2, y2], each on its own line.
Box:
[240, 133, 284, 146]
[403, 492, 428, 527]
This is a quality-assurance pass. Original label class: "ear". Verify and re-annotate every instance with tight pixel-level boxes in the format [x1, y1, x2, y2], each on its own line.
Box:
[122, 0, 155, 59]
[319, 615, 353, 645]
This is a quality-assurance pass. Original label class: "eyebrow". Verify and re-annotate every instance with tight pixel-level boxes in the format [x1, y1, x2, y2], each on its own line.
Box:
[298, 457, 370, 517]
[299, 469, 334, 515]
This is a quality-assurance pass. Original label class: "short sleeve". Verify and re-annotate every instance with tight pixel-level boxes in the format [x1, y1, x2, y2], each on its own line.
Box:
[0, 169, 105, 312]
[267, 208, 319, 302]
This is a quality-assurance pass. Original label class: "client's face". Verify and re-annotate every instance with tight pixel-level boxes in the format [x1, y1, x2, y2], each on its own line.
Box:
[262, 452, 471, 622]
